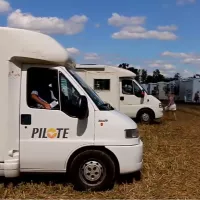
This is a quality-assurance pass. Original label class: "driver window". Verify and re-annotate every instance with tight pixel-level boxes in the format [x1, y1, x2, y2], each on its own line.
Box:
[122, 80, 134, 95]
[27, 67, 60, 110]
[59, 72, 81, 117]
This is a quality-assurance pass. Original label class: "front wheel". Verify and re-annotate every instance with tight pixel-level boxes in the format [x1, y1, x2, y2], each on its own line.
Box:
[138, 109, 154, 124]
[69, 150, 116, 191]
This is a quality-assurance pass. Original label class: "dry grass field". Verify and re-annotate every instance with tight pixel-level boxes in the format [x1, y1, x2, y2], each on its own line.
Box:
[1, 104, 200, 199]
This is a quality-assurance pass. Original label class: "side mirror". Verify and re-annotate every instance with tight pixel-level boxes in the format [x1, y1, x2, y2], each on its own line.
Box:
[77, 95, 89, 119]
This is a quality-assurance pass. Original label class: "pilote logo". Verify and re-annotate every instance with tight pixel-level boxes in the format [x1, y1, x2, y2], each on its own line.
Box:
[31, 128, 69, 139]
[47, 128, 57, 138]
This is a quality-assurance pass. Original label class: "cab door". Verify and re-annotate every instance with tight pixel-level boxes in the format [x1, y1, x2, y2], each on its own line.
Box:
[119, 79, 143, 118]
[19, 65, 95, 172]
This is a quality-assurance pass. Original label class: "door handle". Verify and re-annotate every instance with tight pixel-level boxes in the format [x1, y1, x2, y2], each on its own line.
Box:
[21, 114, 32, 125]
[120, 96, 124, 101]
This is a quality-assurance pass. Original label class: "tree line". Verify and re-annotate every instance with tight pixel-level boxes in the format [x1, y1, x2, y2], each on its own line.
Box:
[118, 63, 182, 84]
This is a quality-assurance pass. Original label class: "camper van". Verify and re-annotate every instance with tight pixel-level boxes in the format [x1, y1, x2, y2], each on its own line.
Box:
[157, 82, 168, 100]
[0, 27, 143, 191]
[75, 64, 163, 123]
[181, 78, 200, 102]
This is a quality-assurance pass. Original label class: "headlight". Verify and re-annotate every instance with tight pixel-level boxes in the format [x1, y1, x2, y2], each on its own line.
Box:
[125, 129, 139, 138]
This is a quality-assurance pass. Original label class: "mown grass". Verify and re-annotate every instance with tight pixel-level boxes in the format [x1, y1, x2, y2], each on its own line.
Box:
[0, 104, 200, 199]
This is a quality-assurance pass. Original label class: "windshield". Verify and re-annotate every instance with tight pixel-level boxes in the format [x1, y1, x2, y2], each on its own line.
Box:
[133, 80, 148, 94]
[67, 68, 114, 111]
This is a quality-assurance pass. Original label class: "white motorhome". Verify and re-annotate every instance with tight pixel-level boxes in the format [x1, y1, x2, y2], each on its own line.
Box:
[140, 84, 148, 92]
[147, 83, 159, 98]
[181, 78, 200, 102]
[0, 27, 143, 191]
[75, 64, 163, 123]
[157, 82, 168, 100]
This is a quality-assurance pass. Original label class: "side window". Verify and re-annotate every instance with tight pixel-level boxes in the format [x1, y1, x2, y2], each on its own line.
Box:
[27, 67, 60, 110]
[122, 80, 134, 95]
[94, 79, 110, 90]
[59, 72, 81, 117]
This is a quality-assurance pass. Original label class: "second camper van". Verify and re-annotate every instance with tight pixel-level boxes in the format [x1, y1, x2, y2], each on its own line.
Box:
[76, 64, 163, 123]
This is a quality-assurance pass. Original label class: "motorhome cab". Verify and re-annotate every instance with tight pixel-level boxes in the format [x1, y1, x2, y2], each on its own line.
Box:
[0, 27, 143, 191]
[75, 64, 163, 123]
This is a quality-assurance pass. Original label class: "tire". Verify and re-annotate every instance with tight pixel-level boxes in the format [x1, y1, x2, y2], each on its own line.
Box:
[134, 171, 142, 181]
[138, 109, 154, 124]
[68, 150, 116, 191]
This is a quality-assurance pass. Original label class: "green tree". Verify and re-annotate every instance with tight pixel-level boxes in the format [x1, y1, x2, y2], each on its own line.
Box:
[141, 69, 147, 83]
[118, 63, 129, 69]
[118, 63, 140, 81]
[152, 69, 165, 83]
[174, 73, 181, 80]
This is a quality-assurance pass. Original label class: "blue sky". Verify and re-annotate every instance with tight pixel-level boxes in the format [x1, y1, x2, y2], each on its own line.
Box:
[1, 0, 200, 77]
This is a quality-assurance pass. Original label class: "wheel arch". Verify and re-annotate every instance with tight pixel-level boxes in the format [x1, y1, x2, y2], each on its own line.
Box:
[66, 146, 120, 176]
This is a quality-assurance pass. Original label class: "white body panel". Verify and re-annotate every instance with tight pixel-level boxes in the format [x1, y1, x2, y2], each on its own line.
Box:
[157, 82, 168, 100]
[183, 78, 200, 102]
[76, 65, 163, 120]
[147, 83, 158, 97]
[0, 27, 143, 179]
[141, 84, 148, 92]
[78, 70, 119, 110]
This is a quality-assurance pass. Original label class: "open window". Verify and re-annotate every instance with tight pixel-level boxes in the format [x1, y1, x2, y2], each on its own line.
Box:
[122, 79, 143, 97]
[122, 79, 133, 95]
[27, 67, 83, 118]
[27, 67, 60, 110]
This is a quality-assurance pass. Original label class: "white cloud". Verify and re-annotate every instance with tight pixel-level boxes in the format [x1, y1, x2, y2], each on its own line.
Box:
[161, 51, 200, 65]
[108, 13, 146, 27]
[95, 23, 100, 28]
[182, 69, 194, 77]
[149, 60, 176, 71]
[84, 53, 100, 60]
[66, 47, 80, 56]
[112, 29, 177, 40]
[108, 13, 178, 40]
[120, 26, 146, 33]
[176, 0, 196, 5]
[161, 51, 193, 58]
[183, 58, 200, 64]
[0, 0, 11, 13]
[7, 9, 88, 35]
[157, 25, 178, 31]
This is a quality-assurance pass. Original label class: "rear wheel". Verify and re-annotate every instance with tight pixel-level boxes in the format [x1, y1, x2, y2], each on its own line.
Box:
[69, 150, 116, 191]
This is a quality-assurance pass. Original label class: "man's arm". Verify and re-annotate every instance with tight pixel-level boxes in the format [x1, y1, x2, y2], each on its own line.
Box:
[31, 91, 51, 109]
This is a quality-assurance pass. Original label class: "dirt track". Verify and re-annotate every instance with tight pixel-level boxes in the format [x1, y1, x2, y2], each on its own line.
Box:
[0, 104, 200, 199]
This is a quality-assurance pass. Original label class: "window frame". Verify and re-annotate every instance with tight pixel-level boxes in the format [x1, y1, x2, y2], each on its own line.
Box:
[121, 79, 143, 97]
[26, 67, 82, 118]
[93, 79, 110, 91]
[58, 71, 82, 118]
[121, 79, 134, 95]
[26, 67, 60, 111]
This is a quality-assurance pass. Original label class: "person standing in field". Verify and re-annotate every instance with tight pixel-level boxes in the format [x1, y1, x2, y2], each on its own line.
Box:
[165, 92, 177, 121]
[194, 91, 199, 103]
